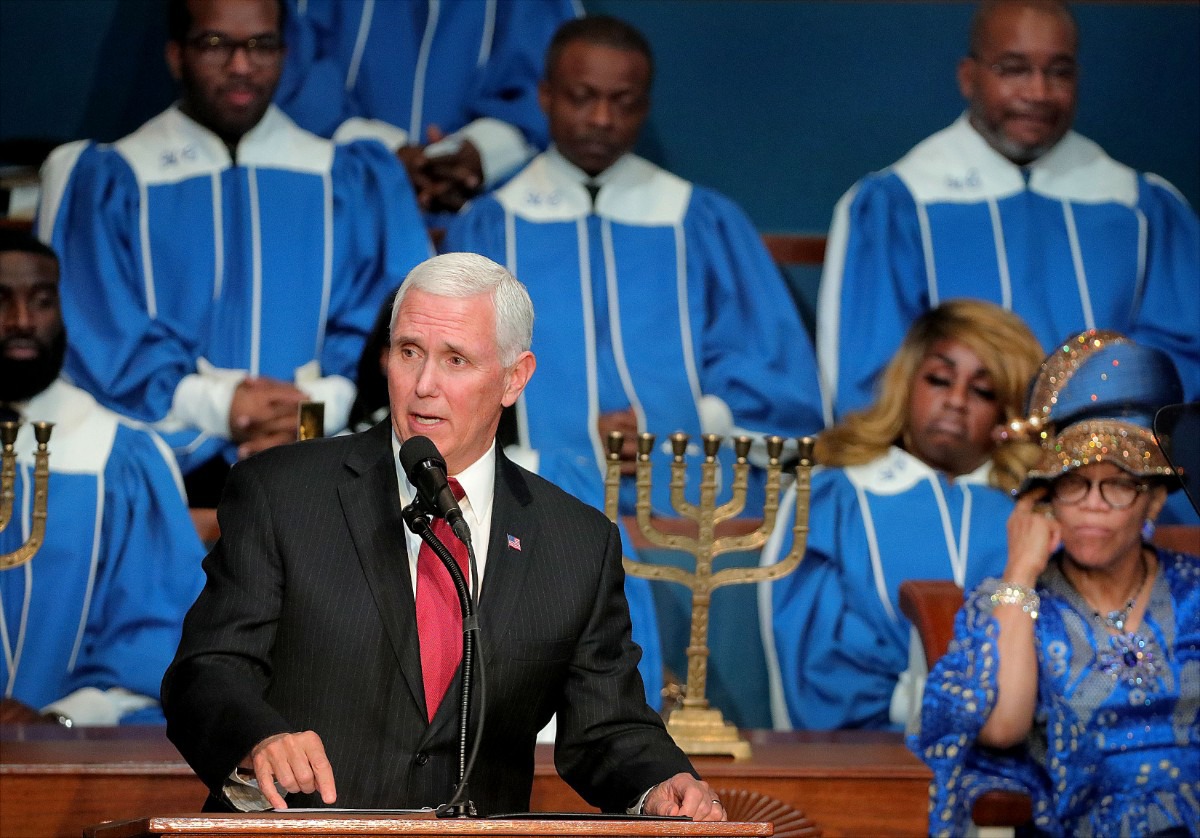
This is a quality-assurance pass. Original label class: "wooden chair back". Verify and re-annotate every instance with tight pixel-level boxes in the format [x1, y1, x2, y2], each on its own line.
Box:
[897, 579, 1034, 832]
[898, 579, 963, 667]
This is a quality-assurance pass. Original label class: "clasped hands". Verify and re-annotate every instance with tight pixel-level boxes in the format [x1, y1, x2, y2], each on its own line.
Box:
[597, 407, 640, 476]
[242, 731, 726, 820]
[229, 376, 309, 460]
[396, 126, 484, 214]
[0, 696, 60, 725]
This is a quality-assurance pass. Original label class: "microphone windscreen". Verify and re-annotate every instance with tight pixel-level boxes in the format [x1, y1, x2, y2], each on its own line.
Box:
[399, 435, 445, 478]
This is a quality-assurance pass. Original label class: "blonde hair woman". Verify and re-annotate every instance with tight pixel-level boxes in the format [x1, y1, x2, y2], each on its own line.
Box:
[760, 299, 1042, 730]
[815, 298, 1042, 493]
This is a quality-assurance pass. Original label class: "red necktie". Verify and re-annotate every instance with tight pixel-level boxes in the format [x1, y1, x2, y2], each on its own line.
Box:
[415, 478, 469, 721]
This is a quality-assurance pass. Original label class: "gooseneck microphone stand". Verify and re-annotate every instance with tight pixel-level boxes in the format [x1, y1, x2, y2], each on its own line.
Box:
[401, 500, 484, 818]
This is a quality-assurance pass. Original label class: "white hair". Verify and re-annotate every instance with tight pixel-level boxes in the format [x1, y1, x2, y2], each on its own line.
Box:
[390, 252, 534, 366]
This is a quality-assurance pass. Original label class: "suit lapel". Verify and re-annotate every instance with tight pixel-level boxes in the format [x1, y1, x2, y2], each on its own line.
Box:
[338, 422, 427, 717]
[477, 452, 539, 666]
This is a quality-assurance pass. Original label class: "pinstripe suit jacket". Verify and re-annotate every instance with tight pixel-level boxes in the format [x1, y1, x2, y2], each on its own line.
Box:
[162, 421, 691, 813]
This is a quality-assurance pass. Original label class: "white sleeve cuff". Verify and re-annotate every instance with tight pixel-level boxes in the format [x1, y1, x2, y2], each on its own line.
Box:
[332, 117, 411, 151]
[42, 686, 158, 726]
[295, 367, 355, 435]
[629, 784, 656, 814]
[890, 625, 929, 733]
[167, 361, 247, 440]
[699, 395, 803, 468]
[697, 395, 735, 438]
[502, 443, 540, 473]
[450, 117, 535, 186]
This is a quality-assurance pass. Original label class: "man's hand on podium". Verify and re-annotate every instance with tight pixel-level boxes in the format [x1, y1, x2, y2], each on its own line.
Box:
[245, 730, 337, 810]
[644, 773, 726, 821]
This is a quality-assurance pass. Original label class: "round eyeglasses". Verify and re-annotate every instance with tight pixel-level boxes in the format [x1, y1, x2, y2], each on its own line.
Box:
[1050, 473, 1149, 509]
[186, 33, 283, 67]
[970, 55, 1078, 89]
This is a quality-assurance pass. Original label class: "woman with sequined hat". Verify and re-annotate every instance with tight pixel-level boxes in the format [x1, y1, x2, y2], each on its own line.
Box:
[912, 330, 1199, 837]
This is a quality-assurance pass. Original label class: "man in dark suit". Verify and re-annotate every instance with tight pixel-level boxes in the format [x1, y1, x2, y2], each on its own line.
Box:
[161, 252, 724, 819]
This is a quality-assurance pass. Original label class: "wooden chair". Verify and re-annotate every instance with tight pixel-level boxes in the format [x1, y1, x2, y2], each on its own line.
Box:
[1152, 524, 1200, 555]
[761, 234, 826, 338]
[898, 580, 1034, 835]
[898, 580, 963, 667]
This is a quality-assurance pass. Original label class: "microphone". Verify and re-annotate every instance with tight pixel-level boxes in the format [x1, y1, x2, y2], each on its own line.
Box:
[399, 435, 471, 545]
[398, 435, 484, 817]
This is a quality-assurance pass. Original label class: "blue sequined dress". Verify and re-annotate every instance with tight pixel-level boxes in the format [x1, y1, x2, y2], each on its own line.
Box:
[910, 547, 1200, 837]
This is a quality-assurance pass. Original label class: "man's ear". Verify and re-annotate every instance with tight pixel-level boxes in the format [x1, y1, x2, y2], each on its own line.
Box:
[502, 351, 536, 408]
[956, 56, 976, 102]
[537, 80, 552, 117]
[165, 40, 183, 82]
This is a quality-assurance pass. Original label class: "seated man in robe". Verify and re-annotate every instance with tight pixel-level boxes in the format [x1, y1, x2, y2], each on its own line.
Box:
[37, 0, 432, 505]
[816, 0, 1198, 429]
[0, 228, 205, 727]
[445, 15, 824, 519]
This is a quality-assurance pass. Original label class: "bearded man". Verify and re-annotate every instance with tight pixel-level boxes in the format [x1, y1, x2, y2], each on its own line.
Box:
[0, 228, 205, 727]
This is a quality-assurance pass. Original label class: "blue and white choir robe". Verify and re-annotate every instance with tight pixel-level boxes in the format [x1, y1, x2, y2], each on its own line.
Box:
[277, 0, 581, 187]
[37, 105, 431, 474]
[817, 114, 1200, 425]
[1, 381, 206, 724]
[758, 447, 1012, 731]
[445, 149, 824, 519]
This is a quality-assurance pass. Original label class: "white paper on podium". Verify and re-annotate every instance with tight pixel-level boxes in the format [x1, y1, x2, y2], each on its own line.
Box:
[278, 807, 435, 814]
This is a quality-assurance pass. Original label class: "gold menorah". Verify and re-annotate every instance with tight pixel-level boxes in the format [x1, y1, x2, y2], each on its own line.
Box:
[1, 420, 53, 570]
[298, 401, 325, 441]
[605, 431, 814, 760]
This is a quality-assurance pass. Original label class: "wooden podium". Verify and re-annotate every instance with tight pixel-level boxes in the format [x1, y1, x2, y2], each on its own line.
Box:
[2, 726, 926, 836]
[84, 813, 771, 838]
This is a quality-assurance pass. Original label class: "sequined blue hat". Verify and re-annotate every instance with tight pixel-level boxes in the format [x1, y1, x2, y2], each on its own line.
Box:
[1010, 330, 1184, 486]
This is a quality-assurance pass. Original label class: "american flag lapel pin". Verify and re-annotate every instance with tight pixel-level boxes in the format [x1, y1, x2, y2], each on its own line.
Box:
[507, 533, 522, 552]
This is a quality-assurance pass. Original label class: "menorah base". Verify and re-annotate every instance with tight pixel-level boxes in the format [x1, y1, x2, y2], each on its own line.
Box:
[664, 706, 751, 760]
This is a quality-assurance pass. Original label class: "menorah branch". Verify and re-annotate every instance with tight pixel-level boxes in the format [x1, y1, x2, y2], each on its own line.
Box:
[0, 421, 16, 533]
[0, 421, 54, 571]
[622, 557, 694, 587]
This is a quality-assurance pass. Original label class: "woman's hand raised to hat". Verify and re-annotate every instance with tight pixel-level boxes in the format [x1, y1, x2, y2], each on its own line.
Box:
[1004, 488, 1061, 587]
[979, 487, 1061, 749]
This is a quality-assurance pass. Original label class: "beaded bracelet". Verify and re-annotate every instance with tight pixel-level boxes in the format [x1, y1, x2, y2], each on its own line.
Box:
[987, 581, 1040, 621]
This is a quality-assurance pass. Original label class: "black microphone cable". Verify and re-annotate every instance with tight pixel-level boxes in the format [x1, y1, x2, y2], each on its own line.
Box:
[401, 495, 486, 818]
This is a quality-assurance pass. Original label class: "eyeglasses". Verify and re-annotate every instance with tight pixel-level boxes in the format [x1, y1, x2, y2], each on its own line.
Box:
[185, 33, 283, 67]
[973, 56, 1078, 89]
[1050, 474, 1149, 509]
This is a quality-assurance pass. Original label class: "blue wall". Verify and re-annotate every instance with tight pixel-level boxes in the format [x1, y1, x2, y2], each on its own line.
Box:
[591, 0, 1200, 232]
[2, 0, 1197, 234]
